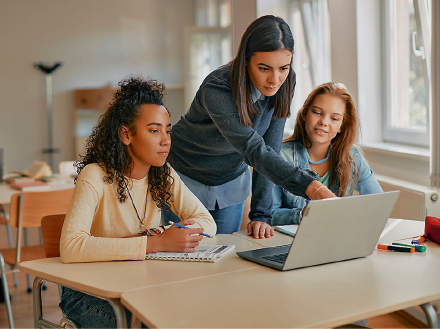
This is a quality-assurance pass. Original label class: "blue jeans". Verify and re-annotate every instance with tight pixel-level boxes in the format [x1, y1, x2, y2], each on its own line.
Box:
[59, 287, 146, 328]
[162, 201, 245, 234]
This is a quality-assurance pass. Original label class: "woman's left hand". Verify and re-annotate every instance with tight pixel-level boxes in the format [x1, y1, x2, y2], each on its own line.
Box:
[247, 221, 274, 239]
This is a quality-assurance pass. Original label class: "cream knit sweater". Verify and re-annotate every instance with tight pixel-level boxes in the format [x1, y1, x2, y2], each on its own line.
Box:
[60, 163, 216, 263]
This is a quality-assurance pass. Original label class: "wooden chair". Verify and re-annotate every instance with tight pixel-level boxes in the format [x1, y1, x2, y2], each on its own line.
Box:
[41, 214, 65, 258]
[0, 188, 74, 329]
[0, 205, 18, 287]
[58, 161, 77, 178]
[36, 214, 79, 329]
[0, 206, 13, 249]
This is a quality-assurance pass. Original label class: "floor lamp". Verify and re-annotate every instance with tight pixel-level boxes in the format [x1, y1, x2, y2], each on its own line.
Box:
[33, 62, 62, 171]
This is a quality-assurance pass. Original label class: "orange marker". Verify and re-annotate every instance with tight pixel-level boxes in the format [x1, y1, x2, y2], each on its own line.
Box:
[412, 234, 428, 245]
[377, 243, 415, 253]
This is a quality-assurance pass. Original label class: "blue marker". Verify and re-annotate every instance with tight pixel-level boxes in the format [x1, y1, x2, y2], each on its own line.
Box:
[168, 221, 212, 238]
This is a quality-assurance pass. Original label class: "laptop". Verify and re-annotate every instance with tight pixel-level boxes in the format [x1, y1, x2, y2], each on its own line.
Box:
[236, 191, 400, 271]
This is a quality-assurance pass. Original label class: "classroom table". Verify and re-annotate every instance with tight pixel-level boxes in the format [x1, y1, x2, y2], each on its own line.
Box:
[120, 219, 440, 328]
[232, 218, 424, 247]
[0, 177, 74, 205]
[19, 234, 262, 328]
[0, 177, 75, 303]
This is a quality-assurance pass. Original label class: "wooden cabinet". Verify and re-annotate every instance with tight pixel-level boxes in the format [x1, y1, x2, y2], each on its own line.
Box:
[74, 84, 184, 159]
[74, 87, 115, 159]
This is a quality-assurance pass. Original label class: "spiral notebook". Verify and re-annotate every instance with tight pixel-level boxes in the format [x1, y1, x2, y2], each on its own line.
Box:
[145, 244, 235, 262]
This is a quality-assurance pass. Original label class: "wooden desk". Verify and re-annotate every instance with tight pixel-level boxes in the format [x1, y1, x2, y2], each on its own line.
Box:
[121, 220, 440, 328]
[19, 234, 262, 328]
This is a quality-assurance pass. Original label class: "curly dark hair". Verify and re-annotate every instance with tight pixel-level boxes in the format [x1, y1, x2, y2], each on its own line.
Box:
[75, 77, 174, 208]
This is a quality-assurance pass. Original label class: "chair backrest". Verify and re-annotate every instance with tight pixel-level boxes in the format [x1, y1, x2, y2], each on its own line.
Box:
[9, 188, 74, 228]
[58, 161, 77, 177]
[41, 214, 66, 258]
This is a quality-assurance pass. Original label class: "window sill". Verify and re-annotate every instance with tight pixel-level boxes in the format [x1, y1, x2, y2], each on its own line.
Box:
[360, 142, 430, 162]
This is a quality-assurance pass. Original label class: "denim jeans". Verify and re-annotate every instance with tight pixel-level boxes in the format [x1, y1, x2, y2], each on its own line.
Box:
[59, 286, 146, 328]
[162, 200, 245, 234]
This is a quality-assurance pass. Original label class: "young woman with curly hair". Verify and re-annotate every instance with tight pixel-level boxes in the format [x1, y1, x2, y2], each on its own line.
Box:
[59, 77, 216, 328]
[271, 82, 383, 226]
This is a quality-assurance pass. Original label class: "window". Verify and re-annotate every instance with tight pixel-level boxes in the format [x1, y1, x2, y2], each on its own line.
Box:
[184, 0, 233, 110]
[383, 0, 431, 147]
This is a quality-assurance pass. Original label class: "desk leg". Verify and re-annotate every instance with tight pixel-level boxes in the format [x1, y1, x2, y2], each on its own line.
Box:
[420, 302, 439, 328]
[33, 277, 45, 329]
[33, 277, 60, 329]
[0, 255, 14, 329]
[130, 314, 142, 329]
[107, 298, 128, 329]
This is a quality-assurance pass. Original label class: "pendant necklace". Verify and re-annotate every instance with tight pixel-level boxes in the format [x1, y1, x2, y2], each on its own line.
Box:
[126, 186, 148, 228]
[309, 162, 326, 177]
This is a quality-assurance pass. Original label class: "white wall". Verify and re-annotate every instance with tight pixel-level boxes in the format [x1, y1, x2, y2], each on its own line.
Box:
[328, 0, 358, 105]
[0, 0, 193, 173]
[0, 0, 429, 185]
[232, 0, 256, 55]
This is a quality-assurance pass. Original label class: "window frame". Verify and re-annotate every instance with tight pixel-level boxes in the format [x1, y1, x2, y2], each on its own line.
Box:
[382, 0, 431, 147]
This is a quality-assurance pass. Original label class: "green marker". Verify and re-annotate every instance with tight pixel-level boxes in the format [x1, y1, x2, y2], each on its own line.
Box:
[392, 242, 426, 252]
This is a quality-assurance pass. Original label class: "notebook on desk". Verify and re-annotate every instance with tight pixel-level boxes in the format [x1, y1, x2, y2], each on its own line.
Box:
[236, 191, 400, 271]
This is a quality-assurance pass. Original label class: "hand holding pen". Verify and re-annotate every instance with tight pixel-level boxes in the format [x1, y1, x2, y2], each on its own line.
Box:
[169, 220, 212, 238]
[146, 219, 205, 254]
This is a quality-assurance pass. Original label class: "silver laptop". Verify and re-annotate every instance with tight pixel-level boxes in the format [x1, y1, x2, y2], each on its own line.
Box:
[236, 191, 400, 271]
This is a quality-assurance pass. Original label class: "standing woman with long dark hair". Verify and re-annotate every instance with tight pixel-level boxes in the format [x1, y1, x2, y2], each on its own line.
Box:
[167, 15, 335, 237]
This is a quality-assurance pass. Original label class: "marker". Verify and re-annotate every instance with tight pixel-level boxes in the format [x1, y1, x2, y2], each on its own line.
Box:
[168, 221, 212, 238]
[377, 243, 415, 253]
[392, 242, 426, 252]
[411, 234, 428, 245]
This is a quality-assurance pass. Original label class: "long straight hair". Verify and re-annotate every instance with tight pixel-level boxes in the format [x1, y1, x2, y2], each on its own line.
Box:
[231, 15, 294, 126]
[285, 82, 359, 196]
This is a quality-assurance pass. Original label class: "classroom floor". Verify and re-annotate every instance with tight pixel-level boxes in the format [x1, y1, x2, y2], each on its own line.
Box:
[0, 272, 424, 329]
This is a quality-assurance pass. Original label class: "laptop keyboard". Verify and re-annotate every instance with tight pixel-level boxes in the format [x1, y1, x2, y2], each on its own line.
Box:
[262, 252, 288, 264]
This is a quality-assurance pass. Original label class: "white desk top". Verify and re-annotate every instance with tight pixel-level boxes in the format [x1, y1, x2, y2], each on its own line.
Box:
[0, 177, 74, 205]
[232, 229, 294, 247]
[121, 220, 439, 328]
[232, 218, 425, 248]
[378, 217, 425, 243]
[19, 234, 261, 299]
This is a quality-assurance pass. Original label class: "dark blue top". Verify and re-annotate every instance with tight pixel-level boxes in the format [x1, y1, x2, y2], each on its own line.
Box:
[168, 64, 315, 222]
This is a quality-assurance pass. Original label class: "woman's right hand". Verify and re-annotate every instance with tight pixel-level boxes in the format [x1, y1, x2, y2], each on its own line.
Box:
[305, 180, 336, 200]
[145, 220, 204, 254]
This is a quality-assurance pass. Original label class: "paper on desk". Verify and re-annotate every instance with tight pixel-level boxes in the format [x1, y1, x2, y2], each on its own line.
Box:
[274, 225, 299, 238]
[379, 218, 403, 239]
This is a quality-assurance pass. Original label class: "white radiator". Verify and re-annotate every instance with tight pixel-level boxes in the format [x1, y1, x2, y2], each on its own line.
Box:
[375, 174, 440, 221]
[376, 175, 440, 322]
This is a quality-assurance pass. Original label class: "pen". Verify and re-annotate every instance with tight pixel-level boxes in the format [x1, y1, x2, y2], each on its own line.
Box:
[377, 243, 415, 253]
[411, 234, 428, 245]
[392, 242, 426, 252]
[168, 221, 212, 238]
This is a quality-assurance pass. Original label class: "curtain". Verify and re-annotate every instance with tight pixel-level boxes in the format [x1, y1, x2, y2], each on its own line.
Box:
[299, 0, 331, 87]
[429, 0, 440, 189]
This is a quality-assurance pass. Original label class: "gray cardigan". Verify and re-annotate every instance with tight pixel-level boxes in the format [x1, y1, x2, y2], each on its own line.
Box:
[168, 64, 315, 222]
